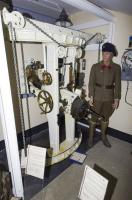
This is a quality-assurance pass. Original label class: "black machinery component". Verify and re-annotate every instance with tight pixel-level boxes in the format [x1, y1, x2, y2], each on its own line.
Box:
[71, 97, 104, 120]
[26, 61, 44, 90]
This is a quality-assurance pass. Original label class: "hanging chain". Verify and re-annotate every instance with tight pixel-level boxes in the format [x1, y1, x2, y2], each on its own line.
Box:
[20, 43, 32, 144]
[8, 22, 27, 156]
[25, 17, 63, 47]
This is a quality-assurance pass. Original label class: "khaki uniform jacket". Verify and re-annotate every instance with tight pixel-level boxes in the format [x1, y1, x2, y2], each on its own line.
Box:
[88, 61, 121, 101]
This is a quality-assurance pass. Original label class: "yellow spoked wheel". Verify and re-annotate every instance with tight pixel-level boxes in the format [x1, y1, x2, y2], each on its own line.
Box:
[38, 90, 53, 114]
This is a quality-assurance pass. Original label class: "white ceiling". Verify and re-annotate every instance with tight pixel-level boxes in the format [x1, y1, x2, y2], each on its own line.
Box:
[1, 0, 132, 23]
[89, 0, 132, 16]
[11, 0, 132, 16]
[11, 0, 80, 19]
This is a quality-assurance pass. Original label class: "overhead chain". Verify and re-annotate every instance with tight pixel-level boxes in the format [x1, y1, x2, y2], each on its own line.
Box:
[25, 17, 63, 47]
[8, 22, 27, 156]
[25, 17, 94, 49]
[81, 33, 98, 49]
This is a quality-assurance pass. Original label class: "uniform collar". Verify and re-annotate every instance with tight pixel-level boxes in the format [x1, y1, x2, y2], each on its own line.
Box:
[99, 60, 113, 69]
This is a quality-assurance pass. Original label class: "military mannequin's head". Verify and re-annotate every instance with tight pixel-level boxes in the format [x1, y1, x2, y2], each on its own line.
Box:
[102, 42, 118, 64]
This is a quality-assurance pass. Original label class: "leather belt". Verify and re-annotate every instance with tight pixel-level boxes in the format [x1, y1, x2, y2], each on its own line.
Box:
[96, 83, 114, 89]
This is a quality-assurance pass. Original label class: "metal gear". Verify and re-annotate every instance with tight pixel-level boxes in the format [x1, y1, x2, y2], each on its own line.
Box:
[38, 90, 53, 114]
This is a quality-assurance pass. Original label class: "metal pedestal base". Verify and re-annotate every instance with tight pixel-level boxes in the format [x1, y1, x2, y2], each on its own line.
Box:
[46, 133, 82, 166]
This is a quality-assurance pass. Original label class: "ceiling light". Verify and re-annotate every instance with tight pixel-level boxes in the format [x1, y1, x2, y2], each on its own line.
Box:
[55, 8, 73, 28]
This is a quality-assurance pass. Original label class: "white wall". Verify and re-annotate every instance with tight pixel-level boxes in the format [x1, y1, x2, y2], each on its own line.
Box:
[72, 10, 132, 135]
[109, 11, 132, 135]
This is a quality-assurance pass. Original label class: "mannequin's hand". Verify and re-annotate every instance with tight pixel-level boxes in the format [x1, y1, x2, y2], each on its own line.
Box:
[112, 99, 120, 109]
[89, 96, 94, 107]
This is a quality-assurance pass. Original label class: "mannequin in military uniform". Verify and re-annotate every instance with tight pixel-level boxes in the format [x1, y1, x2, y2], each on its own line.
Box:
[88, 42, 121, 148]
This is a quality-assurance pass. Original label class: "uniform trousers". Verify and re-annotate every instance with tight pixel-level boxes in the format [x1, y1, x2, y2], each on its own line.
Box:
[91, 100, 115, 122]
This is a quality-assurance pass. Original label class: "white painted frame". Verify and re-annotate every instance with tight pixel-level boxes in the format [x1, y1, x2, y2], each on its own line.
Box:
[0, 12, 24, 198]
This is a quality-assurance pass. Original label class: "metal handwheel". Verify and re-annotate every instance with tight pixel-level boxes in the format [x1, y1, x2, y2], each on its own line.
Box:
[42, 71, 52, 85]
[38, 90, 53, 114]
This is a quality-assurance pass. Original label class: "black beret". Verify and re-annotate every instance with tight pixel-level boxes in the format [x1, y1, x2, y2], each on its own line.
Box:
[102, 42, 118, 56]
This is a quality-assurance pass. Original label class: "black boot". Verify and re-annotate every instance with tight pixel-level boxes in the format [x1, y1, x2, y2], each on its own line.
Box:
[101, 120, 111, 148]
[88, 121, 96, 148]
